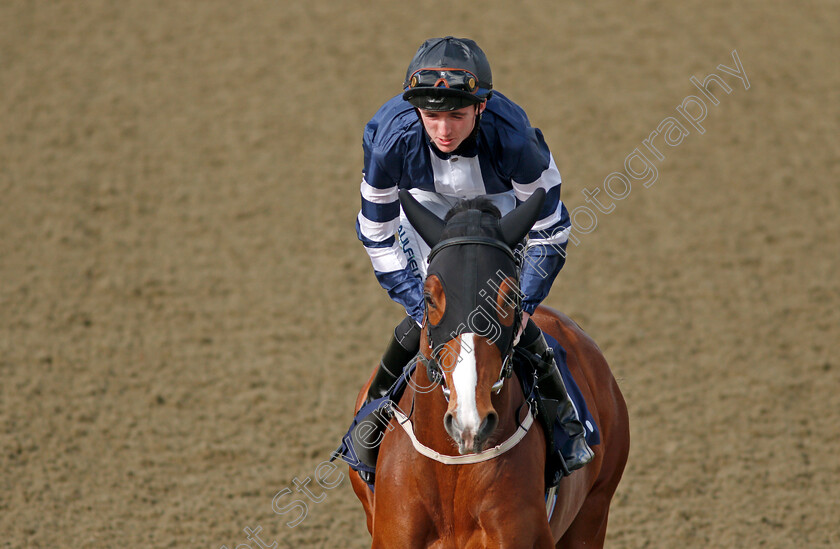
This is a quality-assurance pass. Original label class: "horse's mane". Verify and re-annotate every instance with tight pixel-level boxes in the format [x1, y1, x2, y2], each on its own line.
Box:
[438, 197, 505, 242]
[444, 197, 501, 222]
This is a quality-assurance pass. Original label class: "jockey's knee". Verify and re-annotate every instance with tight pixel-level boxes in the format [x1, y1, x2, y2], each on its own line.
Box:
[516, 316, 542, 348]
[394, 315, 421, 353]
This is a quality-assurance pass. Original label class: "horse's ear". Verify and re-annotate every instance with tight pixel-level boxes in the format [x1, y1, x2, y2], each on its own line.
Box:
[399, 190, 445, 247]
[499, 188, 547, 248]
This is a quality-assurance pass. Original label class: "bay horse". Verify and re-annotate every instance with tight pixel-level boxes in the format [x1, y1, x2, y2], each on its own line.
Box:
[349, 189, 629, 548]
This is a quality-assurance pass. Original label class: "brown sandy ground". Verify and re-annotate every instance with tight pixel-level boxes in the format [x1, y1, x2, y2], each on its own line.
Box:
[0, 1, 837, 547]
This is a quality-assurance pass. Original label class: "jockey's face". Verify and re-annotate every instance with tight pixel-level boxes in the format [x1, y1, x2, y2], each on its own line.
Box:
[418, 102, 486, 153]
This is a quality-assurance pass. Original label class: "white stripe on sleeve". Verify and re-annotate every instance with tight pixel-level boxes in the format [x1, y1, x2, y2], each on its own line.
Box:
[531, 201, 568, 232]
[360, 178, 399, 204]
[528, 225, 569, 247]
[357, 211, 399, 243]
[512, 154, 562, 201]
[366, 239, 408, 273]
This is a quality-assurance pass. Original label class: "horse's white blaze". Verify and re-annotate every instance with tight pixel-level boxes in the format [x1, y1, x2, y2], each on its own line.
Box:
[452, 333, 480, 433]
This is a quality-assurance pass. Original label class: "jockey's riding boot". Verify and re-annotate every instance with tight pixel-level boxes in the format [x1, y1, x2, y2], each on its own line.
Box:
[520, 326, 594, 472]
[352, 316, 421, 484]
[365, 315, 422, 404]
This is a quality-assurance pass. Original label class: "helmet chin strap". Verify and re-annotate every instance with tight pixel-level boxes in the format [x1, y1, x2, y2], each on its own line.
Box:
[467, 103, 482, 140]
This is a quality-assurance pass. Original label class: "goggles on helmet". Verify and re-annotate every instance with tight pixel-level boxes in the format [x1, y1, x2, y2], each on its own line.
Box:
[407, 68, 479, 95]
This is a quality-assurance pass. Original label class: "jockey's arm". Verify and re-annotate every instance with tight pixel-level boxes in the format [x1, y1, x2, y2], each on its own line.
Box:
[511, 129, 571, 324]
[356, 174, 425, 325]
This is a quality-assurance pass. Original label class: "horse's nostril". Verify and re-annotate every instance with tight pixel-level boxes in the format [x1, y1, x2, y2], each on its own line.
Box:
[479, 411, 498, 440]
[444, 412, 455, 433]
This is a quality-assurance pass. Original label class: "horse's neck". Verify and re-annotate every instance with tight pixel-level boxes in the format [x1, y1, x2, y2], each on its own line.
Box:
[494, 373, 528, 439]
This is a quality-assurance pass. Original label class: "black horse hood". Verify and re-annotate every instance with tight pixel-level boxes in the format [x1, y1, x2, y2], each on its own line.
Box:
[399, 190, 546, 354]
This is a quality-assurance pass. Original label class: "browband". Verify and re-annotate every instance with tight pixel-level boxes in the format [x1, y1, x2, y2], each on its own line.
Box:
[427, 236, 516, 264]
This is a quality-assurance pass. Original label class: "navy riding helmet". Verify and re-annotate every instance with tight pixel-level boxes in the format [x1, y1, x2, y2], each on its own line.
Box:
[403, 37, 493, 112]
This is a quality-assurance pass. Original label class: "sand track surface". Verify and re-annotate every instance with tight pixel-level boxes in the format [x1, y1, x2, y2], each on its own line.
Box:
[1, 1, 837, 547]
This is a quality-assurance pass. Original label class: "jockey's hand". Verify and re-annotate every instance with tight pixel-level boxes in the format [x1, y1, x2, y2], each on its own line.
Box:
[513, 312, 530, 347]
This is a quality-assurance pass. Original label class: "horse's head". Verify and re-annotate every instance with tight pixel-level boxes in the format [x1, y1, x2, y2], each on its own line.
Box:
[399, 189, 546, 454]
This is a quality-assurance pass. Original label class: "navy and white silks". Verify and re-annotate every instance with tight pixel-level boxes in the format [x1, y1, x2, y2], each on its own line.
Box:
[355, 92, 571, 325]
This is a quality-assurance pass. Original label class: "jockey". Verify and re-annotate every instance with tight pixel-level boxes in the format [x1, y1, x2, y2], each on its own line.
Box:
[355, 37, 593, 473]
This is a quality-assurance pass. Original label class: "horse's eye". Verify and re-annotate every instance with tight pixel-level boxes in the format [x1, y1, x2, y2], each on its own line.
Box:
[424, 293, 436, 309]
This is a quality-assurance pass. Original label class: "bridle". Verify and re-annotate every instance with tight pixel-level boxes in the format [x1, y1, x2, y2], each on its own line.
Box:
[418, 235, 522, 401]
[419, 342, 514, 402]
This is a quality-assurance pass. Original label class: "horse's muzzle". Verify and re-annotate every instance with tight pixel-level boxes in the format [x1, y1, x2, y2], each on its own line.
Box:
[445, 409, 499, 454]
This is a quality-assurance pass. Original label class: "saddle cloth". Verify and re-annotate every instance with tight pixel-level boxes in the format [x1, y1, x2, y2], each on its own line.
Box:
[333, 332, 600, 491]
